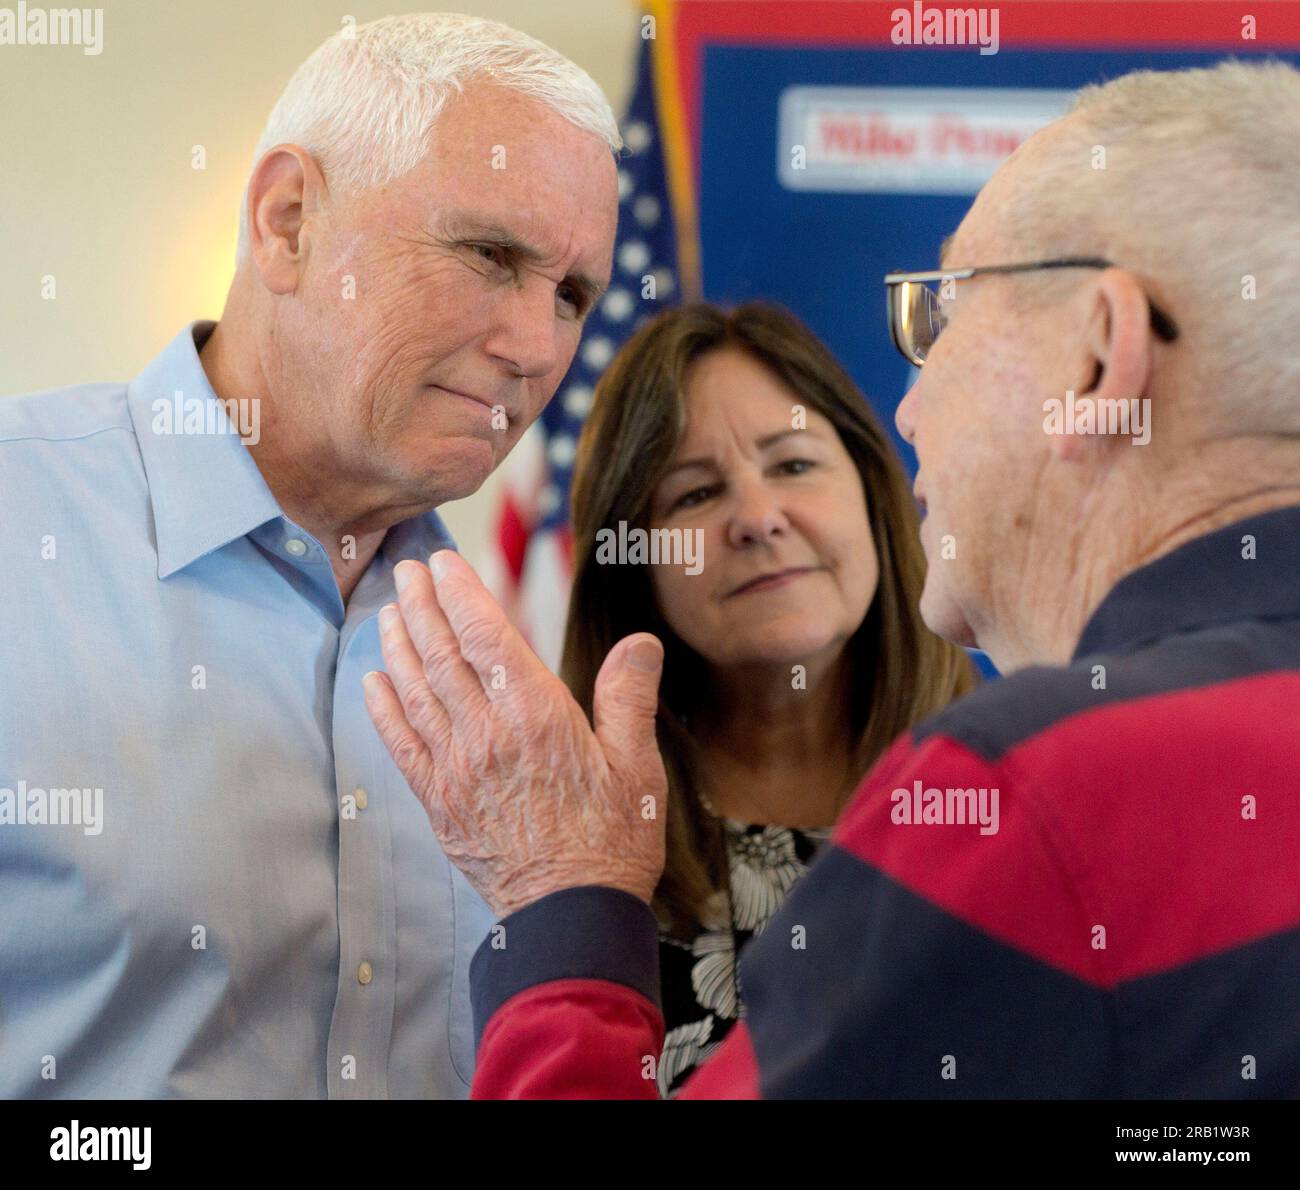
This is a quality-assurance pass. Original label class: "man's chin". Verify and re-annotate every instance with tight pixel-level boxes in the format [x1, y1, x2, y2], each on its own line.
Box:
[391, 442, 498, 509]
[919, 580, 979, 650]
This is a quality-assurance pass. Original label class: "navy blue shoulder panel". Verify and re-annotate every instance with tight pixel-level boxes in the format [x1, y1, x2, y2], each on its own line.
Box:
[914, 618, 1300, 763]
[743, 846, 1300, 1098]
[742, 847, 1115, 1097]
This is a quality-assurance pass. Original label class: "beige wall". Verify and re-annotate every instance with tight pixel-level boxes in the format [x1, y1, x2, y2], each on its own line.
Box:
[0, 0, 641, 566]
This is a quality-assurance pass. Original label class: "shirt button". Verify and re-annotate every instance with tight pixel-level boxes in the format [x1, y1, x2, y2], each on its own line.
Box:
[357, 961, 373, 986]
[355, 787, 368, 811]
[285, 538, 308, 557]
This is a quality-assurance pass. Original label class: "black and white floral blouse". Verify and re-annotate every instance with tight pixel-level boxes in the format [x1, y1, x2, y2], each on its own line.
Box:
[656, 819, 832, 1096]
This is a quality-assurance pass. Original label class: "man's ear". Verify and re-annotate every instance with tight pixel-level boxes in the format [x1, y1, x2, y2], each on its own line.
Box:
[1050, 267, 1155, 460]
[245, 144, 328, 295]
[1079, 267, 1153, 404]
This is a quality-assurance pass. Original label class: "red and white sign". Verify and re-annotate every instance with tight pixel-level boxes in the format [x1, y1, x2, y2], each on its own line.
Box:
[778, 86, 1074, 194]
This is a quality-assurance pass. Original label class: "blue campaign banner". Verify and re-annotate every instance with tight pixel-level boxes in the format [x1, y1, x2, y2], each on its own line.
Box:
[693, 40, 1297, 678]
[695, 44, 1293, 472]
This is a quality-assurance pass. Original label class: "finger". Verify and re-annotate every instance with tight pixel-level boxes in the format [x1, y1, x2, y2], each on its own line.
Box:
[362, 669, 440, 806]
[593, 634, 665, 781]
[393, 559, 488, 726]
[428, 549, 550, 697]
[376, 600, 454, 755]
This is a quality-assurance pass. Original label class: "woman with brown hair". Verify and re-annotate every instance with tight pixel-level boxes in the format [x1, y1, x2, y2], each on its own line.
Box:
[560, 301, 975, 1095]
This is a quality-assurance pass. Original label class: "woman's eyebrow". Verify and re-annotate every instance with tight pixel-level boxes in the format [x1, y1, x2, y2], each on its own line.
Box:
[757, 428, 816, 450]
[658, 456, 717, 481]
[659, 428, 821, 479]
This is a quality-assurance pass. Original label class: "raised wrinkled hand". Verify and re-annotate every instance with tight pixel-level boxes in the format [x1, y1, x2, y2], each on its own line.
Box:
[362, 549, 668, 919]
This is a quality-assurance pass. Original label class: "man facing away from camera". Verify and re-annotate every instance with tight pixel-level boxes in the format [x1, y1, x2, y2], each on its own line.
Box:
[0, 13, 618, 1096]
[365, 59, 1300, 1097]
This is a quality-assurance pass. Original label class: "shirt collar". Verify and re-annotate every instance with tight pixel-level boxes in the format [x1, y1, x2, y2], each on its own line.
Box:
[128, 321, 458, 580]
[380, 504, 458, 571]
[128, 321, 282, 578]
[1073, 503, 1300, 660]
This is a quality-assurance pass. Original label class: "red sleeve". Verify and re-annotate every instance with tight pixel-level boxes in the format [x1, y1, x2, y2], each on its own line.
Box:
[468, 883, 764, 1099]
[472, 978, 665, 1099]
[468, 886, 668, 1099]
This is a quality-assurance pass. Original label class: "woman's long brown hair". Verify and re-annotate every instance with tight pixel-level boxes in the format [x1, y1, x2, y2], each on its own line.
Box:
[560, 302, 976, 937]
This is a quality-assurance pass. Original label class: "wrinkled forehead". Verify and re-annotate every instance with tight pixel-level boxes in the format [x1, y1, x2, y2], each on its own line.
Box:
[398, 83, 618, 267]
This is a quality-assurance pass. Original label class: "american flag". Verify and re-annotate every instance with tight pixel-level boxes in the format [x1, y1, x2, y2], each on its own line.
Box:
[484, 28, 685, 672]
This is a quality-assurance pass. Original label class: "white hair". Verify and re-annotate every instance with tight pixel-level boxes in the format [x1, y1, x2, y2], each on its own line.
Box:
[235, 12, 622, 263]
[1002, 59, 1300, 435]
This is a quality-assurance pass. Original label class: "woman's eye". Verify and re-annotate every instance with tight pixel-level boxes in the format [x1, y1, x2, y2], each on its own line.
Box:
[673, 485, 718, 510]
[776, 458, 814, 475]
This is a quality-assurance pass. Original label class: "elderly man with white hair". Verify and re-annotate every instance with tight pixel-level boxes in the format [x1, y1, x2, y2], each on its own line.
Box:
[0, 13, 618, 1097]
[366, 59, 1300, 1098]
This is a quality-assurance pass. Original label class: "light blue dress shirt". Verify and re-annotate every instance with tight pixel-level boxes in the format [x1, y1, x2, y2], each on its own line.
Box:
[0, 322, 495, 1097]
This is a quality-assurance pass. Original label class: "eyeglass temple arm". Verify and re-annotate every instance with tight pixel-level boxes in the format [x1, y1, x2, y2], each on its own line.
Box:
[885, 257, 1179, 341]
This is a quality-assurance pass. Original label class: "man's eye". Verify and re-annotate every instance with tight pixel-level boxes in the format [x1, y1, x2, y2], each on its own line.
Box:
[557, 285, 584, 316]
[470, 243, 508, 268]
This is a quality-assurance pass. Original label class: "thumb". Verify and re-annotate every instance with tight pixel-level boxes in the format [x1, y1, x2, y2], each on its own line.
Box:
[593, 633, 664, 768]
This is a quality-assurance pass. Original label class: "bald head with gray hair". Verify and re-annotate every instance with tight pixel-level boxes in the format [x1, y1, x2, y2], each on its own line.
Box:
[897, 58, 1300, 672]
[989, 58, 1300, 438]
[235, 12, 622, 263]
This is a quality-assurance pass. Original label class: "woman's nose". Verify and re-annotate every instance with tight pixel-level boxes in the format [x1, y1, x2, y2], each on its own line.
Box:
[725, 480, 788, 548]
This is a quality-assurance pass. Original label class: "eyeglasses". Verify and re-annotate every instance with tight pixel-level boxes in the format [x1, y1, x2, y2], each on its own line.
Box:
[884, 256, 1181, 366]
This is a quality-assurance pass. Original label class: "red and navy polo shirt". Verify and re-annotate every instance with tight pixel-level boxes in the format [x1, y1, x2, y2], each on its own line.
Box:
[469, 504, 1300, 1099]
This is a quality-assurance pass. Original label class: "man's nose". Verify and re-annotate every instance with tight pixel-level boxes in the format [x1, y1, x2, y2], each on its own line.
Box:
[726, 477, 788, 548]
[485, 281, 563, 379]
[894, 378, 920, 445]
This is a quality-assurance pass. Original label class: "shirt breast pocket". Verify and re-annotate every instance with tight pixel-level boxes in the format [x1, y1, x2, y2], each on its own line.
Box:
[447, 861, 495, 1087]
